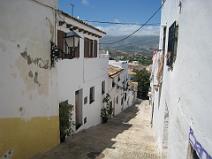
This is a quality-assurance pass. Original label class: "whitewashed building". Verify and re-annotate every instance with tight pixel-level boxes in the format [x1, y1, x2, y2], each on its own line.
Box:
[0, 0, 59, 159]
[150, 0, 212, 159]
[56, 11, 109, 131]
[108, 60, 137, 115]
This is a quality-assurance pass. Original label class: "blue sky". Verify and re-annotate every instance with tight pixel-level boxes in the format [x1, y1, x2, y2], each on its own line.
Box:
[59, 0, 161, 36]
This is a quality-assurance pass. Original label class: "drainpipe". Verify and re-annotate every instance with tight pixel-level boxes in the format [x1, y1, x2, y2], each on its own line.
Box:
[83, 38, 85, 83]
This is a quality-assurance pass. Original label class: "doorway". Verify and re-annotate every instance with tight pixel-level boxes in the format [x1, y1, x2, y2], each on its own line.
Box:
[187, 143, 200, 159]
[75, 89, 83, 130]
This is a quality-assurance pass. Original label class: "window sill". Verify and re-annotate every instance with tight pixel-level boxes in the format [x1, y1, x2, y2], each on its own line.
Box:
[84, 57, 97, 58]
[90, 100, 95, 104]
[60, 56, 80, 60]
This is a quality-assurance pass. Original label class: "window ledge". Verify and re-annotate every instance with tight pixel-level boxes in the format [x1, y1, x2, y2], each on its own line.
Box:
[90, 100, 95, 104]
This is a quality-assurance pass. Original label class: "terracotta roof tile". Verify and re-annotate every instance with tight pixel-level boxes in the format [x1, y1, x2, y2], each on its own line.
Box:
[108, 65, 124, 78]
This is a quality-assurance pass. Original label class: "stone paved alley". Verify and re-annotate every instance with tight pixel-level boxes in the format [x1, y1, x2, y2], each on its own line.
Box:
[33, 100, 159, 159]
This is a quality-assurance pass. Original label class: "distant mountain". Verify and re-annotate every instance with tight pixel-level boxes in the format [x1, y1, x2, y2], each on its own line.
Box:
[100, 35, 159, 54]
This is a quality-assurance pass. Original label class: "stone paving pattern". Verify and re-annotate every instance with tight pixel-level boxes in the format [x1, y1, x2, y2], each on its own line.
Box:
[33, 100, 159, 159]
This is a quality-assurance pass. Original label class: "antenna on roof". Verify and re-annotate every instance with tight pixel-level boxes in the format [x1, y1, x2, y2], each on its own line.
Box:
[66, 3, 75, 16]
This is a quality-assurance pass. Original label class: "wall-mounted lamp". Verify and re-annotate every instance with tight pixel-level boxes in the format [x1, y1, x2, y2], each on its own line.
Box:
[64, 31, 81, 47]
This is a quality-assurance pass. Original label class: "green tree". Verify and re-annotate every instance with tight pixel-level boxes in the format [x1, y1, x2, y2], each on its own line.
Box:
[135, 69, 150, 99]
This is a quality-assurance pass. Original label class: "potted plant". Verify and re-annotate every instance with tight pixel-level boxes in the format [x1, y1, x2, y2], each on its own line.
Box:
[101, 107, 108, 123]
[101, 93, 113, 123]
[59, 100, 74, 142]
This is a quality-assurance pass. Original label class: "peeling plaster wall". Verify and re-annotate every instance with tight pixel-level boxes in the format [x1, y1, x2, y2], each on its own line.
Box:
[151, 0, 212, 158]
[0, 0, 59, 158]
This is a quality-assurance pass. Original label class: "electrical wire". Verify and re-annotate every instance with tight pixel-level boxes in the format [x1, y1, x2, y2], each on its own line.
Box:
[82, 20, 160, 26]
[30, 0, 166, 46]
[100, 0, 167, 45]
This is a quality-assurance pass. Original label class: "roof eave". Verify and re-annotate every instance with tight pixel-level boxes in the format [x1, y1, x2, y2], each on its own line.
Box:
[58, 10, 106, 36]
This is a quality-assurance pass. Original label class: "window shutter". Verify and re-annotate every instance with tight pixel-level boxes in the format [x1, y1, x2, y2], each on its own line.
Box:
[84, 38, 86, 57]
[76, 43, 80, 58]
[88, 39, 91, 57]
[57, 30, 65, 58]
[57, 30, 65, 51]
[90, 40, 93, 57]
[84, 38, 88, 57]
[84, 38, 97, 58]
[94, 40, 97, 57]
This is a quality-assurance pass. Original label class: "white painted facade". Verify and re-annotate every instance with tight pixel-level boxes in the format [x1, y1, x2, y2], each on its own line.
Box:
[0, 0, 58, 119]
[56, 12, 109, 131]
[108, 60, 137, 115]
[150, 1, 212, 159]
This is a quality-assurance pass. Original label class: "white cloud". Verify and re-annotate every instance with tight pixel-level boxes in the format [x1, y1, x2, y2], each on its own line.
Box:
[97, 24, 160, 36]
[112, 18, 121, 23]
[81, 0, 89, 5]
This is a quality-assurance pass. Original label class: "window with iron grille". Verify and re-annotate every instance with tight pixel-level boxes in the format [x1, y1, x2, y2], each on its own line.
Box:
[167, 21, 178, 68]
[84, 38, 98, 58]
[57, 30, 80, 59]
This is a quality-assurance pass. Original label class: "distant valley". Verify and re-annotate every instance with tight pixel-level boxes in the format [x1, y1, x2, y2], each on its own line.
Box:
[100, 35, 159, 55]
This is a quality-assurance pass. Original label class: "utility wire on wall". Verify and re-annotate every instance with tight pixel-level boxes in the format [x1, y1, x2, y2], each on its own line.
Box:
[100, 0, 167, 45]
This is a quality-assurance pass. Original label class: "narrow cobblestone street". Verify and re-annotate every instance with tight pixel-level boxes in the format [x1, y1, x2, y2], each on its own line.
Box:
[33, 100, 159, 159]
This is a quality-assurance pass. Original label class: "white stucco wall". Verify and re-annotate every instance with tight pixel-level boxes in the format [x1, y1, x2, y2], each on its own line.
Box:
[0, 0, 58, 119]
[57, 55, 109, 130]
[151, 0, 212, 158]
[109, 60, 129, 80]
[108, 76, 123, 115]
[56, 17, 109, 130]
[108, 61, 136, 116]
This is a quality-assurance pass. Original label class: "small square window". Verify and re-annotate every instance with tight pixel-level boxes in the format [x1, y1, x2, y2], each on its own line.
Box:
[112, 80, 115, 87]
[84, 97, 88, 104]
[124, 93, 127, 101]
[121, 97, 124, 105]
[89, 87, 95, 104]
[118, 76, 120, 81]
[102, 81, 105, 94]
[116, 96, 119, 104]
[84, 117, 87, 124]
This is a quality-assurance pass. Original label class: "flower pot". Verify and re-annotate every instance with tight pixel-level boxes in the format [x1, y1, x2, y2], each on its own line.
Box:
[60, 135, 66, 143]
[102, 117, 108, 123]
